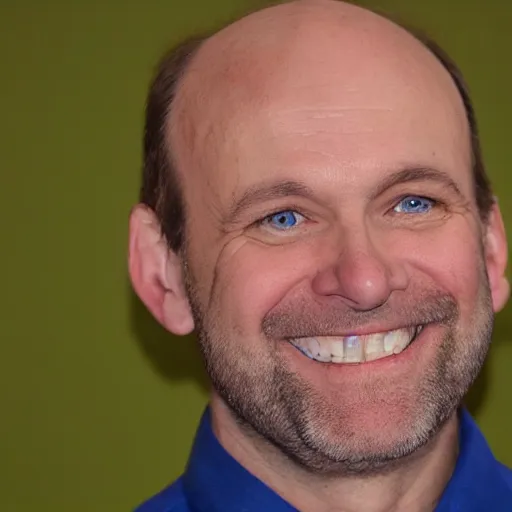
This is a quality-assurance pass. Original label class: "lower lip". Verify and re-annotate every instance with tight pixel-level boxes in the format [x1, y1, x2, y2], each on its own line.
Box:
[284, 325, 431, 371]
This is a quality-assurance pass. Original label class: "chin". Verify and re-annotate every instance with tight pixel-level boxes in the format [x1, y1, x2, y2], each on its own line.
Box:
[273, 343, 462, 475]
[282, 394, 452, 475]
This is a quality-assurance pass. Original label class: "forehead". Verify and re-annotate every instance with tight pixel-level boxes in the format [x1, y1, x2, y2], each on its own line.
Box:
[169, 3, 471, 205]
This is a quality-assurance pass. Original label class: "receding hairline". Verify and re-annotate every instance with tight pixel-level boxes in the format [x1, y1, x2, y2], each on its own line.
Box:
[164, 0, 469, 174]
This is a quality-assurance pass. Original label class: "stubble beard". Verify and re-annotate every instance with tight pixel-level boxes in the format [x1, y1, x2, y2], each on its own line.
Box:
[183, 261, 494, 476]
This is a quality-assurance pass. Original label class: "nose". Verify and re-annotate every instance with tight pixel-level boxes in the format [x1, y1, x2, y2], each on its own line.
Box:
[311, 228, 408, 311]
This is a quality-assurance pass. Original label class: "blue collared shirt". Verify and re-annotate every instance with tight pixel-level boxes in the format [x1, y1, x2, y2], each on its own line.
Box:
[135, 408, 512, 511]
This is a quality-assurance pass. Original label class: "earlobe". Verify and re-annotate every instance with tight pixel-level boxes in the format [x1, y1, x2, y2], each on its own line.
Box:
[484, 202, 510, 313]
[128, 204, 195, 335]
[161, 251, 195, 335]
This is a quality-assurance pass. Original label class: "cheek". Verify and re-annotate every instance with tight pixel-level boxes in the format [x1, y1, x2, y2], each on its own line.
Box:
[209, 238, 322, 333]
[393, 219, 486, 318]
[199, 217, 486, 334]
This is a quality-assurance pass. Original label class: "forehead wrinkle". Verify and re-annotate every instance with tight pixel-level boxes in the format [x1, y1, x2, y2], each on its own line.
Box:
[170, 2, 404, 138]
[272, 105, 396, 122]
[303, 107, 394, 118]
[168, 0, 471, 201]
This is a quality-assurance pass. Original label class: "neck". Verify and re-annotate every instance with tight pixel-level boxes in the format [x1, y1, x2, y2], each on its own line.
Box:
[210, 394, 460, 512]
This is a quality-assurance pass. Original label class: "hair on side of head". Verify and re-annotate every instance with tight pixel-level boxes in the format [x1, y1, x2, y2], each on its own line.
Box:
[416, 36, 494, 222]
[140, 36, 206, 253]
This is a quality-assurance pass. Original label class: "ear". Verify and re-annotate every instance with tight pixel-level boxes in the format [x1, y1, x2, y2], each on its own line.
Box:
[484, 201, 510, 313]
[128, 204, 194, 335]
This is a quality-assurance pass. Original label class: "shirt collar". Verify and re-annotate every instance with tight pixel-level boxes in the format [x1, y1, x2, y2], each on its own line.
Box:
[435, 409, 512, 511]
[183, 408, 295, 512]
[183, 408, 512, 511]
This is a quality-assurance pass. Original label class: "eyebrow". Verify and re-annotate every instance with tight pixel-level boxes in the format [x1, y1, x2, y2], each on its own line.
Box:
[369, 166, 465, 201]
[224, 166, 465, 225]
[225, 180, 315, 225]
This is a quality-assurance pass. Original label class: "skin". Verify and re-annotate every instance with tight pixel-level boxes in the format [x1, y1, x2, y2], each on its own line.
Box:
[129, 1, 510, 511]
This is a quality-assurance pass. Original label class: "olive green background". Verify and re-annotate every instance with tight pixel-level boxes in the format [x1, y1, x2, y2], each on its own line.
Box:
[1, 0, 511, 510]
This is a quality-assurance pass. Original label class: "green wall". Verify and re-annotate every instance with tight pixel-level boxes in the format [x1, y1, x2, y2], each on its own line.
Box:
[1, 1, 511, 510]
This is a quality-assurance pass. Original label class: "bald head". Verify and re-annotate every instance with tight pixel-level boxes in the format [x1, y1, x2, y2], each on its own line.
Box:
[176, 0, 456, 117]
[141, 0, 492, 252]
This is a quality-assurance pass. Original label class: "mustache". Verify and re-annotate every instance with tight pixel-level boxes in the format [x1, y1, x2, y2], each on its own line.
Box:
[261, 292, 459, 339]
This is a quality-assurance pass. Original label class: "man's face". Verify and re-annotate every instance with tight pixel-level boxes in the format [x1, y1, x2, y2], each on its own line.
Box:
[169, 14, 503, 473]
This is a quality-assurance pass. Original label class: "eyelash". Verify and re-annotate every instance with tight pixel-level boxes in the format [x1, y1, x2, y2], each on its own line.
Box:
[255, 206, 309, 227]
[390, 194, 441, 214]
[253, 194, 443, 229]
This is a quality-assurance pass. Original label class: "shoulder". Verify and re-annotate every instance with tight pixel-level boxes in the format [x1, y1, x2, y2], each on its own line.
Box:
[134, 477, 189, 512]
[498, 462, 512, 490]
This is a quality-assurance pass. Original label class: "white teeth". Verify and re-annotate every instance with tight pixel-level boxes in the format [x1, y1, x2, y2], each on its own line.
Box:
[383, 328, 412, 354]
[365, 333, 385, 361]
[318, 341, 332, 362]
[290, 326, 419, 364]
[383, 331, 396, 353]
[309, 338, 321, 358]
[330, 339, 344, 358]
[344, 336, 363, 362]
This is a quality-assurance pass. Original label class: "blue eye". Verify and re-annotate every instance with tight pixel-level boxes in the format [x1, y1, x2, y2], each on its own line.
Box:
[394, 196, 434, 214]
[264, 210, 304, 230]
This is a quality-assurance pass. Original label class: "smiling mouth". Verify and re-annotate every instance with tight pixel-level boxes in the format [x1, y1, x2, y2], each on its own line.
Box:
[289, 325, 424, 364]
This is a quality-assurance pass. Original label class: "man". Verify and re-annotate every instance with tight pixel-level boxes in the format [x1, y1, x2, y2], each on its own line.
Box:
[128, 0, 512, 510]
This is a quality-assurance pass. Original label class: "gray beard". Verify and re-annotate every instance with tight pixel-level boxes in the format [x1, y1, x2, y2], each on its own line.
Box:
[184, 262, 494, 476]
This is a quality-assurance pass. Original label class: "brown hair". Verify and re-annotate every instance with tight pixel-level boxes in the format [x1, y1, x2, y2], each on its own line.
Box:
[139, 22, 493, 253]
